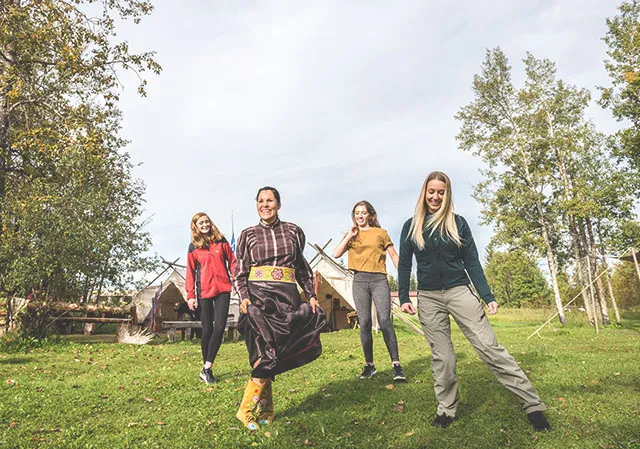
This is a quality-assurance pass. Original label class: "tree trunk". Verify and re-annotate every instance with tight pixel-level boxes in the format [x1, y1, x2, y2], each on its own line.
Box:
[551, 129, 593, 324]
[604, 269, 621, 324]
[532, 196, 566, 324]
[569, 223, 595, 324]
[595, 221, 621, 324]
[585, 217, 610, 325]
[582, 253, 600, 334]
[520, 155, 566, 324]
[577, 222, 598, 324]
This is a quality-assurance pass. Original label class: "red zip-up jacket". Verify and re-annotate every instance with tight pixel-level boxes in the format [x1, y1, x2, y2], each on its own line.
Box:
[185, 237, 237, 300]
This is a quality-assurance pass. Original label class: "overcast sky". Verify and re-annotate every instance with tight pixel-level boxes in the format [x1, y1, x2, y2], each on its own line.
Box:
[115, 1, 622, 275]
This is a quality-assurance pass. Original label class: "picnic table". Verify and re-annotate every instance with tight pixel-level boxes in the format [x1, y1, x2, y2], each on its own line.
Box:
[162, 317, 239, 343]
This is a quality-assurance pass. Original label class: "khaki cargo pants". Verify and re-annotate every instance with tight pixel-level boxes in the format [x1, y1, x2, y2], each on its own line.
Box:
[417, 286, 546, 417]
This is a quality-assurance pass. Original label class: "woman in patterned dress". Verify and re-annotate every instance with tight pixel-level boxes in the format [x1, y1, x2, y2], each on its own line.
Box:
[234, 186, 328, 431]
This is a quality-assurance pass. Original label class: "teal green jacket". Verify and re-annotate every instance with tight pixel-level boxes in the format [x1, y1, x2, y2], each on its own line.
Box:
[398, 214, 496, 305]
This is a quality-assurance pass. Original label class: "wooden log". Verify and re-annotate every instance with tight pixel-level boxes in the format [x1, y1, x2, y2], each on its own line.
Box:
[28, 301, 130, 315]
[47, 317, 132, 323]
[168, 327, 176, 343]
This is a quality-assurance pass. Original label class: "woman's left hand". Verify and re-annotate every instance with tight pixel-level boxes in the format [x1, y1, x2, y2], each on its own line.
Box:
[486, 301, 498, 315]
[310, 297, 319, 314]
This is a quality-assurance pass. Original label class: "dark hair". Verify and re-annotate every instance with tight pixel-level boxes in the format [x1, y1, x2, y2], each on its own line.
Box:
[256, 186, 281, 205]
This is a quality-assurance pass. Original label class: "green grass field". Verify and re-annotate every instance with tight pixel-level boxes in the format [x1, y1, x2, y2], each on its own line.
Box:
[1, 309, 639, 449]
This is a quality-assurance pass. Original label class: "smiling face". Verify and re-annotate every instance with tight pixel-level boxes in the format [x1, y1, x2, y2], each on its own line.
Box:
[425, 179, 447, 213]
[195, 214, 211, 235]
[353, 205, 370, 229]
[256, 189, 281, 223]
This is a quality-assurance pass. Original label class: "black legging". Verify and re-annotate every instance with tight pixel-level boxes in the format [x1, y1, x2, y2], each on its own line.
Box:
[199, 292, 230, 364]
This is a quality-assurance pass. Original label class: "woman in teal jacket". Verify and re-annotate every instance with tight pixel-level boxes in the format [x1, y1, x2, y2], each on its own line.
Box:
[398, 171, 551, 432]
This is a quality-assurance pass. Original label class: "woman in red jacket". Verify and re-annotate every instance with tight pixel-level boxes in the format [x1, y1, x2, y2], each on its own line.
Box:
[185, 212, 237, 384]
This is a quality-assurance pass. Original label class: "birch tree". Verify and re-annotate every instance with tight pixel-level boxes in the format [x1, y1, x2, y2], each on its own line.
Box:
[456, 48, 568, 323]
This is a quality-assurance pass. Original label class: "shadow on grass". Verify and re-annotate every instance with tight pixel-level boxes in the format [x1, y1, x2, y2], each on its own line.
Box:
[275, 357, 544, 449]
[0, 357, 31, 364]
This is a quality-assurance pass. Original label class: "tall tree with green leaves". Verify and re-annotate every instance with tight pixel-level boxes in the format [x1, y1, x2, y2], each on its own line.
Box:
[456, 48, 567, 323]
[600, 0, 640, 169]
[0, 1, 161, 330]
[484, 249, 551, 307]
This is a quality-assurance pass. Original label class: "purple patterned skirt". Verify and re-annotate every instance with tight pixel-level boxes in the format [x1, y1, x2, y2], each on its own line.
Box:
[237, 280, 328, 378]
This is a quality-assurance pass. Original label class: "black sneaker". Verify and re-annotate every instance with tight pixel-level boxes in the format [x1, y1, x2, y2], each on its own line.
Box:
[199, 368, 216, 385]
[392, 364, 407, 382]
[432, 413, 455, 428]
[527, 411, 552, 432]
[359, 365, 377, 379]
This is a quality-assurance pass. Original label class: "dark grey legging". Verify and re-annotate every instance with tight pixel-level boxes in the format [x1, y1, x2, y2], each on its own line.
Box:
[199, 292, 230, 364]
[352, 272, 400, 363]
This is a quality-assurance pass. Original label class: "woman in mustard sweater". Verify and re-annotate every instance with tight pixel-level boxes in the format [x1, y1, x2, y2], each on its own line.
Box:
[334, 200, 407, 382]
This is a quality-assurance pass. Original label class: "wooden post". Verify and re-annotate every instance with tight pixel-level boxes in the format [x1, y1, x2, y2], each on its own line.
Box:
[631, 248, 640, 285]
[168, 326, 176, 343]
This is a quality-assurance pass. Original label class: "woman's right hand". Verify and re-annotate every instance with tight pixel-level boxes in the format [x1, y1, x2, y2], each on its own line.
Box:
[348, 224, 358, 239]
[240, 298, 251, 314]
[187, 298, 197, 311]
[400, 302, 416, 315]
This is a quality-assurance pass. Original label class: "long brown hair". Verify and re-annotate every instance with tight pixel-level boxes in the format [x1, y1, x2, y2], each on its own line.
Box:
[351, 200, 381, 228]
[190, 212, 223, 249]
[408, 171, 460, 249]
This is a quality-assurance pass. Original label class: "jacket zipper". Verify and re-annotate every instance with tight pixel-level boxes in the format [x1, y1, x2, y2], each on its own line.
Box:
[435, 241, 444, 290]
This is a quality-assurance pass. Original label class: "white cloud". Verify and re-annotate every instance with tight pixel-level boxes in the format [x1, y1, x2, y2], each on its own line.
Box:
[114, 1, 624, 275]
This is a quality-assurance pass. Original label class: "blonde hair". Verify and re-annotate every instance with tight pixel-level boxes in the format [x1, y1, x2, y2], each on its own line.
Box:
[408, 171, 461, 249]
[351, 200, 381, 228]
[190, 212, 223, 249]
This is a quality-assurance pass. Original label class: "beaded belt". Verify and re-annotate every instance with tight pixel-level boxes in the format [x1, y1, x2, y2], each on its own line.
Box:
[249, 266, 296, 283]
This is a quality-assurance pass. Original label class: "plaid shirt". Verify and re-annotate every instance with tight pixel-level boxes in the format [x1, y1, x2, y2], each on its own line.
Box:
[234, 217, 315, 301]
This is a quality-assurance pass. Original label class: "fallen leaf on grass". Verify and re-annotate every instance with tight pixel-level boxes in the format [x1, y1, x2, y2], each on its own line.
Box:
[144, 397, 153, 403]
[614, 372, 621, 376]
[405, 431, 414, 436]
[100, 395, 108, 399]
[127, 423, 138, 427]
[9, 422, 18, 429]
[156, 422, 166, 425]
[385, 384, 394, 390]
[288, 388, 297, 393]
[265, 431, 271, 438]
[6, 379, 15, 385]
